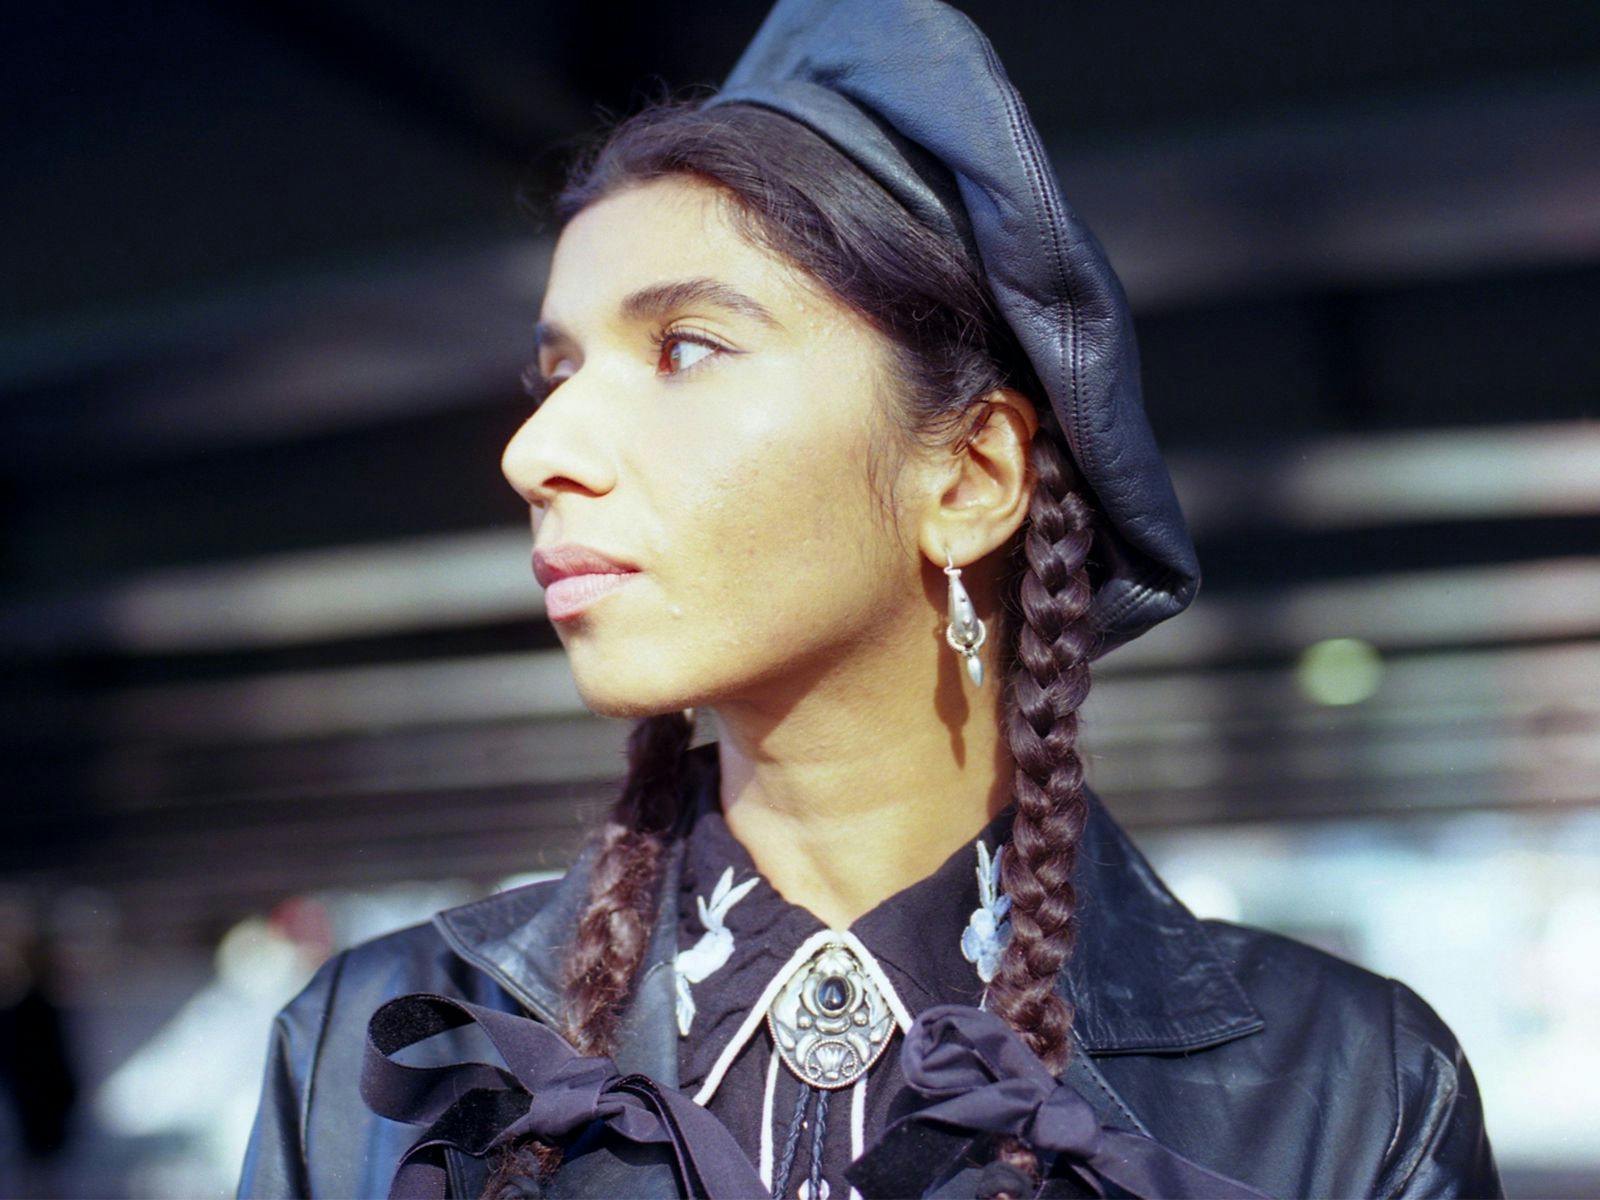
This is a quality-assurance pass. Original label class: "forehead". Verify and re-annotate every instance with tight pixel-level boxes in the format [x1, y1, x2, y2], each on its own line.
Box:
[542, 176, 820, 319]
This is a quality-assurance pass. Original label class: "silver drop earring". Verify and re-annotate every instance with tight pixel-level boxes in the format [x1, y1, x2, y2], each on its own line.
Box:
[943, 547, 987, 687]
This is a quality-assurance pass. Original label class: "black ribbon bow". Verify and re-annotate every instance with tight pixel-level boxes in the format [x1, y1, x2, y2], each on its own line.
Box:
[891, 1004, 1274, 1199]
[360, 992, 771, 1199]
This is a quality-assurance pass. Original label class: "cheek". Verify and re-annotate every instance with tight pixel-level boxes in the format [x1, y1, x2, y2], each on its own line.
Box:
[655, 409, 896, 655]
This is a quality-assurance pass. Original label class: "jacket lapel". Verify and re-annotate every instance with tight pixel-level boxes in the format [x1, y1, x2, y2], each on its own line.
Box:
[432, 829, 686, 1084]
[431, 831, 687, 1198]
[1061, 784, 1265, 1055]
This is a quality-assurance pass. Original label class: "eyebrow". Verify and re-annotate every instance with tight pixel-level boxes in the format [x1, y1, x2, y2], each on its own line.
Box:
[533, 276, 782, 353]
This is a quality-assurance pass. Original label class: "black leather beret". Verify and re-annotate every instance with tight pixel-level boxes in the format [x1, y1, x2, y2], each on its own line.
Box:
[702, 0, 1200, 657]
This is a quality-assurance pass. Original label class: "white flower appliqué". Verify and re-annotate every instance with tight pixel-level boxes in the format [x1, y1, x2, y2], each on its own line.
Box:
[674, 866, 759, 1037]
[959, 840, 1013, 985]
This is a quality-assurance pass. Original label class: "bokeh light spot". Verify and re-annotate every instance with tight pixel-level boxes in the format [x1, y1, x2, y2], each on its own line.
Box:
[1296, 637, 1384, 706]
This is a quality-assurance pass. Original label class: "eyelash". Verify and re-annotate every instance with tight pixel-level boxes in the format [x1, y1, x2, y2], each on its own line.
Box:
[648, 325, 731, 377]
[520, 325, 732, 407]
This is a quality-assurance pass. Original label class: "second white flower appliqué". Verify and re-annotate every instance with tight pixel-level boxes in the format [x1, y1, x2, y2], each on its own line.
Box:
[674, 865, 759, 1037]
[959, 840, 1013, 985]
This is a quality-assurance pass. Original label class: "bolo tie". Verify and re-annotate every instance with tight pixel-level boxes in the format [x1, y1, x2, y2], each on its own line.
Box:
[690, 928, 912, 1200]
[680, 837, 1012, 1200]
[772, 938, 899, 1200]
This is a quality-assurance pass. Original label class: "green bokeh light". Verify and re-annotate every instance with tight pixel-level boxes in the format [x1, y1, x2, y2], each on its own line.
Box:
[1296, 637, 1384, 706]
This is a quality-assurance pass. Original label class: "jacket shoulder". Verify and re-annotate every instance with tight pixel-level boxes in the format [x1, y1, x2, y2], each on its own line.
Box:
[264, 917, 478, 1055]
[1192, 919, 1503, 1198]
[325, 917, 465, 996]
[310, 872, 569, 1011]
[1201, 918, 1396, 1032]
[1200, 919, 1488, 1084]
[239, 903, 550, 1199]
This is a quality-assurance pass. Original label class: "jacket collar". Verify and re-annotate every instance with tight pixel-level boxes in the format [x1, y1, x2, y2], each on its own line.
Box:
[1059, 775, 1266, 1054]
[432, 739, 1264, 1069]
[431, 824, 685, 1086]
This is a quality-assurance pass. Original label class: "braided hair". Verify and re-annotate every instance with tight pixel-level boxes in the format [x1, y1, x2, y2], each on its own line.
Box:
[484, 92, 1099, 1200]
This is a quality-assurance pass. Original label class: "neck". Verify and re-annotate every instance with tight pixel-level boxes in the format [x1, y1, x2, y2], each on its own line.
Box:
[706, 624, 1012, 930]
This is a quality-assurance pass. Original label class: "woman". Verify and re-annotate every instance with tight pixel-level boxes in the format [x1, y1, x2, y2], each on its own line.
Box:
[237, 1, 1502, 1197]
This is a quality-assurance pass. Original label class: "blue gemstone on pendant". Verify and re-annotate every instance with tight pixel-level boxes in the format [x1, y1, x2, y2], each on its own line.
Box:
[817, 975, 848, 1012]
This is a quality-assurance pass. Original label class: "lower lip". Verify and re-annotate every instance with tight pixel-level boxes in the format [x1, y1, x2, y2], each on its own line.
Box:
[542, 571, 641, 621]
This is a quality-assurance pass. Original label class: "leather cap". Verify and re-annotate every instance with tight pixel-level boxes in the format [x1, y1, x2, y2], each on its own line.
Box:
[702, 0, 1200, 657]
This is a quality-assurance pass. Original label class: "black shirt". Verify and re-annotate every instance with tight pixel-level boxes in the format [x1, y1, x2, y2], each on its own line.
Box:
[673, 744, 1016, 1200]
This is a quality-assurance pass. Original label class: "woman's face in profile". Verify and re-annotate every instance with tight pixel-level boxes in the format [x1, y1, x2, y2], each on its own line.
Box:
[503, 174, 929, 718]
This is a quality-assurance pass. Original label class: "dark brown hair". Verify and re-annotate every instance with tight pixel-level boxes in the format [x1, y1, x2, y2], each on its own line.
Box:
[486, 91, 1098, 1200]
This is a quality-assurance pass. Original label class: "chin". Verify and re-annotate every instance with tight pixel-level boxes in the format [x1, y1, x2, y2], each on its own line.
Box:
[569, 666, 698, 722]
[577, 691, 667, 721]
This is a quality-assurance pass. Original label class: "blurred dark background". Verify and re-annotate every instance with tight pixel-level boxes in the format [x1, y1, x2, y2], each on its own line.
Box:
[3, 1, 1598, 1195]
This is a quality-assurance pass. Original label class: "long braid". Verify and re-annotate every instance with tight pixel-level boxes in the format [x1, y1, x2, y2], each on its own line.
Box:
[982, 429, 1098, 1196]
[561, 711, 694, 1053]
[481, 709, 697, 1198]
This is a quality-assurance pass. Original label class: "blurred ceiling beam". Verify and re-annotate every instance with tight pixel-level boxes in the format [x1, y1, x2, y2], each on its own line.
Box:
[1115, 556, 1600, 670]
[0, 240, 551, 475]
[0, 528, 540, 655]
[227, 0, 595, 173]
[3, 79, 1597, 474]
[5, 421, 1596, 654]
[95, 648, 587, 742]
[4, 641, 1592, 927]
[1067, 75, 1600, 309]
[6, 557, 1597, 759]
[1173, 420, 1600, 533]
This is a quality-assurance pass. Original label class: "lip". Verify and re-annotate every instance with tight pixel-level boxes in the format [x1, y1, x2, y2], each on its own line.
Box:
[532, 543, 642, 622]
[532, 543, 641, 587]
[541, 570, 641, 621]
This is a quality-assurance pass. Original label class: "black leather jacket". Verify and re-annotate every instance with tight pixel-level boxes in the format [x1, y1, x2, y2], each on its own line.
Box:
[236, 785, 1502, 1199]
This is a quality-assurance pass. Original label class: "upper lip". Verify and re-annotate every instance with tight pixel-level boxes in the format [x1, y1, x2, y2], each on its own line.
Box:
[532, 543, 641, 588]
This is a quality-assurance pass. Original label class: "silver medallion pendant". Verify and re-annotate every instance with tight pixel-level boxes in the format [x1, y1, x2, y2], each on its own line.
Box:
[765, 940, 896, 1089]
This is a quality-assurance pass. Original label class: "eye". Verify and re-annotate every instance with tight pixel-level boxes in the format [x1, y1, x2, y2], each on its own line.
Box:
[520, 357, 574, 408]
[651, 327, 731, 377]
[518, 329, 732, 409]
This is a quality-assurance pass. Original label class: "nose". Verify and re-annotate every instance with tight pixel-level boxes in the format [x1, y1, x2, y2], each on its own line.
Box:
[501, 387, 615, 512]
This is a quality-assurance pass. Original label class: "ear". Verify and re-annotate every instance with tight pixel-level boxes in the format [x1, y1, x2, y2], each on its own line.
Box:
[916, 387, 1040, 569]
